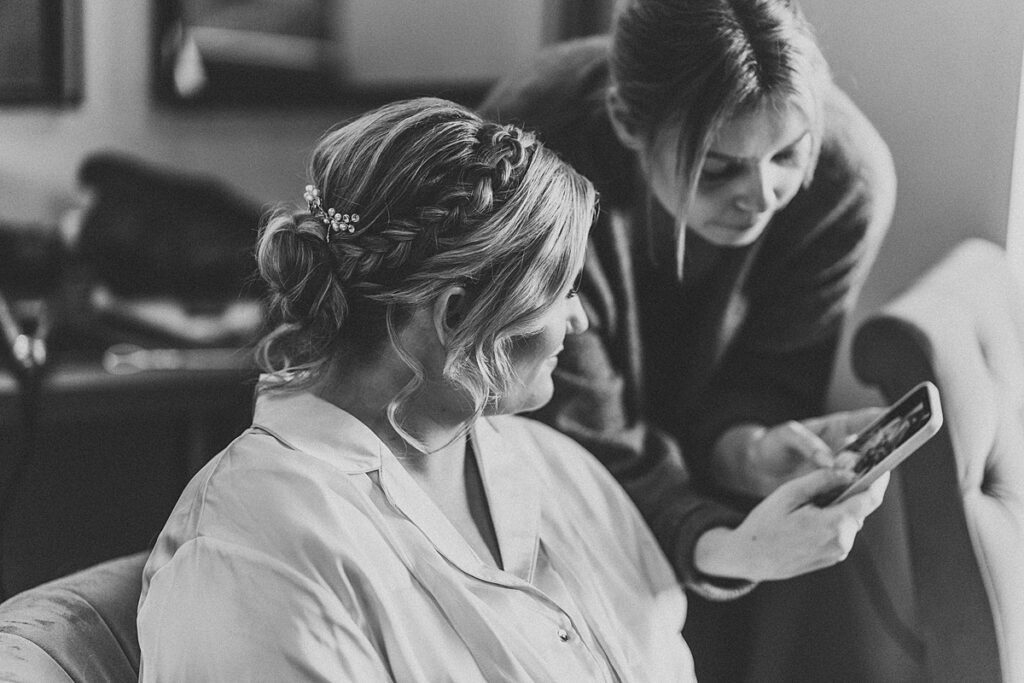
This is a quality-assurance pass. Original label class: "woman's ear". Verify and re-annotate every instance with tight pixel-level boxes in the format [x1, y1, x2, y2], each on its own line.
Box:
[432, 285, 469, 346]
[606, 86, 646, 152]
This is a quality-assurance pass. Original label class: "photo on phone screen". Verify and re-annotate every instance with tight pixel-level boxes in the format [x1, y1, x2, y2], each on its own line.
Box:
[819, 381, 943, 506]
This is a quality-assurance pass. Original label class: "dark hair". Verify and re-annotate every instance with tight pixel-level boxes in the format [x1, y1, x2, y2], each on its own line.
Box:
[611, 0, 830, 211]
[254, 97, 595, 427]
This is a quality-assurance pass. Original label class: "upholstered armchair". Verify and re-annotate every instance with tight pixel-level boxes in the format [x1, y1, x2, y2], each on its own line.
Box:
[852, 238, 1024, 682]
[0, 552, 145, 682]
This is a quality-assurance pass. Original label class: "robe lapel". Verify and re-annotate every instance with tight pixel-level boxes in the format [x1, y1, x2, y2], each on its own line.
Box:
[472, 419, 543, 584]
[376, 449, 489, 578]
[374, 420, 543, 587]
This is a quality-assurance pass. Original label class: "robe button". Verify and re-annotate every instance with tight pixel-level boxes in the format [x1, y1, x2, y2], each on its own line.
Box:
[557, 628, 570, 642]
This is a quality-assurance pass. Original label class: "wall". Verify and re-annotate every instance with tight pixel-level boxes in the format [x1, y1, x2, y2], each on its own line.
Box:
[0, 1, 556, 226]
[1008, 49, 1024, 277]
[798, 0, 1024, 408]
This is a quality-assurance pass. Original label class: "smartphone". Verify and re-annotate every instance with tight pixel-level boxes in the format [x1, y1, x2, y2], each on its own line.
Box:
[817, 381, 943, 506]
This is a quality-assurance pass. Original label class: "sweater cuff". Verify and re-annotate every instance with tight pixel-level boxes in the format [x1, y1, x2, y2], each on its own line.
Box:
[676, 513, 759, 601]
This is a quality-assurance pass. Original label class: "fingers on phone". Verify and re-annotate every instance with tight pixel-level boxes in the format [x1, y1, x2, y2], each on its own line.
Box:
[835, 471, 890, 519]
[866, 471, 891, 507]
[809, 447, 835, 469]
[833, 449, 859, 470]
[849, 407, 887, 431]
[784, 467, 849, 499]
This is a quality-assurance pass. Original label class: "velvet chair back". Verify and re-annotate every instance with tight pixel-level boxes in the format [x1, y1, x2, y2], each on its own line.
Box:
[853, 238, 1024, 683]
[0, 552, 145, 682]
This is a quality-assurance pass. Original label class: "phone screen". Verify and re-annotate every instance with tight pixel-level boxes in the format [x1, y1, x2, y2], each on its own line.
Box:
[839, 389, 933, 475]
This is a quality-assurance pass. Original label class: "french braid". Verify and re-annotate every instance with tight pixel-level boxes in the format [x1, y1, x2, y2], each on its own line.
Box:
[326, 121, 537, 292]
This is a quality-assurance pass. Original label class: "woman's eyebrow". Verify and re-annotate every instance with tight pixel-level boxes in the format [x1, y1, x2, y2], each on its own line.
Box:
[706, 130, 811, 163]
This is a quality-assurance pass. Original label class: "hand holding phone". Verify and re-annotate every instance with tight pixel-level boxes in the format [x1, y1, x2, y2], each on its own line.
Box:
[815, 381, 943, 506]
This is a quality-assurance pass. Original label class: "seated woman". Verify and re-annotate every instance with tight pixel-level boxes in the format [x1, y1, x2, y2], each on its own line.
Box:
[136, 98, 887, 681]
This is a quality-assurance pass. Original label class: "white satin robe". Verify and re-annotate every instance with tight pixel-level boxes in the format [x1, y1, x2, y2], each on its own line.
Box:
[137, 390, 695, 682]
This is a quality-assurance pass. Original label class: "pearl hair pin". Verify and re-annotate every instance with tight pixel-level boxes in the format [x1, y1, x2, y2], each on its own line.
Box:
[303, 185, 359, 242]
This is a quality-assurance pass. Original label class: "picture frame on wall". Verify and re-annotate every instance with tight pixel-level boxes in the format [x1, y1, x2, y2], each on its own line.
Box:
[152, 0, 572, 108]
[0, 0, 82, 105]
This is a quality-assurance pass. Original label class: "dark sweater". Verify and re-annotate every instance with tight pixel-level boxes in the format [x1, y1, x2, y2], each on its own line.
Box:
[481, 36, 896, 598]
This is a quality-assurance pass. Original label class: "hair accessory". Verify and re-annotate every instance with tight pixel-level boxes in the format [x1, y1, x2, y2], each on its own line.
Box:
[303, 184, 359, 242]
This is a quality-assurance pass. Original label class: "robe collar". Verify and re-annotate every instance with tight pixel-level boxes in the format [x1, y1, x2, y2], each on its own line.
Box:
[251, 389, 543, 584]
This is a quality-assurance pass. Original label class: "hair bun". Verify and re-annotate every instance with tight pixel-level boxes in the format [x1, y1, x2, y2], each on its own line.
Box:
[257, 209, 345, 324]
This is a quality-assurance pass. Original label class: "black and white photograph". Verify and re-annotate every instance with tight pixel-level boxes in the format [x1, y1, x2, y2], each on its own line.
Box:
[1, 1, 1022, 681]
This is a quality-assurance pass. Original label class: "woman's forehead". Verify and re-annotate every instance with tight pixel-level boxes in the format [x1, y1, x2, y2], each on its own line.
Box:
[708, 98, 812, 156]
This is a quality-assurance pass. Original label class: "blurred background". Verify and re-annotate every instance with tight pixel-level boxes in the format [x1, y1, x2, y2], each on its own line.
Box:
[0, 2, 1021, 680]
[0, 0, 1021, 407]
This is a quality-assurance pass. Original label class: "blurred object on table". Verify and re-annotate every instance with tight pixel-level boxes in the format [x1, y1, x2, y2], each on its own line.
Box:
[76, 151, 263, 302]
[88, 286, 262, 348]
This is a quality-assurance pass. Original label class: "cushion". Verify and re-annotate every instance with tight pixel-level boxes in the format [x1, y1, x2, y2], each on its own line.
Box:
[0, 552, 147, 683]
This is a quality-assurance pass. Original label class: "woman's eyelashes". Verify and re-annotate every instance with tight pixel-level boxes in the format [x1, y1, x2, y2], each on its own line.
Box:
[700, 161, 743, 183]
[772, 146, 808, 167]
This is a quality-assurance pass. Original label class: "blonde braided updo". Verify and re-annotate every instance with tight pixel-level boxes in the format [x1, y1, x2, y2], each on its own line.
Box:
[255, 97, 596, 420]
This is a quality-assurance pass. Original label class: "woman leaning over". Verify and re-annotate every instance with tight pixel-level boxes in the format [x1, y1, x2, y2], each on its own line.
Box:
[481, 0, 901, 677]
[136, 97, 886, 681]
[481, 0, 897, 590]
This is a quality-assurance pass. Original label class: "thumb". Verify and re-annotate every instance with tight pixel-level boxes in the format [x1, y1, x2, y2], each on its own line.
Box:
[775, 467, 857, 504]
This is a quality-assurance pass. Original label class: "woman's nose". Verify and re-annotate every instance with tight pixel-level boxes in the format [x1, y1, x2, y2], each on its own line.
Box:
[734, 166, 775, 213]
[567, 296, 589, 335]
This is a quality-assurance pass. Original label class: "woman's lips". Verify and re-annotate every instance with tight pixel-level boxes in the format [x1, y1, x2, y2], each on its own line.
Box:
[717, 218, 759, 231]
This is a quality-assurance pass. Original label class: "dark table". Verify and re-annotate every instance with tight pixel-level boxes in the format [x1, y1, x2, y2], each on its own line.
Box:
[0, 351, 256, 599]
